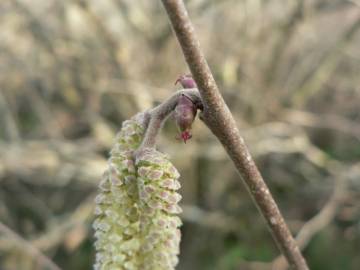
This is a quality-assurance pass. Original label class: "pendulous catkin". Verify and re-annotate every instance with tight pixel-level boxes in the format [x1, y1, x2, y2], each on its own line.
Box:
[136, 147, 182, 270]
[93, 113, 145, 270]
[93, 113, 183, 270]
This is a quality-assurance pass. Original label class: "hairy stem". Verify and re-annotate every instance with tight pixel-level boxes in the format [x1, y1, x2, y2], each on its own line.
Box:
[137, 88, 201, 151]
[160, 0, 309, 269]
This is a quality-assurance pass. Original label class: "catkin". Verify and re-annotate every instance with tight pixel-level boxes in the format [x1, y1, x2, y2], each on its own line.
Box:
[93, 113, 183, 270]
[136, 148, 182, 270]
[93, 113, 145, 270]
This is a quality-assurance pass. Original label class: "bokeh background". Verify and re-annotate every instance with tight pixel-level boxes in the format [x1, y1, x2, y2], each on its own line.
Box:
[1, 0, 360, 269]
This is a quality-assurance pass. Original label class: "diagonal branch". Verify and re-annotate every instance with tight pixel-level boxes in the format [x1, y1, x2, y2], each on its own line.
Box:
[160, 1, 309, 269]
[0, 221, 61, 270]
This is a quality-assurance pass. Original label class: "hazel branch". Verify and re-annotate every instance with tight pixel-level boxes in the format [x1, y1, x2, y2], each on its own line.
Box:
[160, 0, 309, 269]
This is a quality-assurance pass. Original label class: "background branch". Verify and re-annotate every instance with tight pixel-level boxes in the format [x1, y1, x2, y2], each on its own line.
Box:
[0, 221, 61, 270]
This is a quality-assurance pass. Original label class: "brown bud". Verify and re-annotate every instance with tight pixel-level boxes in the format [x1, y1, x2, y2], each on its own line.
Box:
[174, 94, 197, 143]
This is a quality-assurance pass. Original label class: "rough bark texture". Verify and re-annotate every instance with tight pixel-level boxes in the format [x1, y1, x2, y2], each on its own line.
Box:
[160, 0, 309, 269]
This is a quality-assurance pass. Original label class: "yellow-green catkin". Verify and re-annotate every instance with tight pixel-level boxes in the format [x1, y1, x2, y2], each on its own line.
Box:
[136, 148, 182, 270]
[93, 113, 183, 270]
[93, 113, 145, 270]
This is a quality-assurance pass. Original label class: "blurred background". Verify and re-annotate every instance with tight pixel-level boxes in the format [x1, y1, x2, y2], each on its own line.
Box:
[1, 0, 360, 269]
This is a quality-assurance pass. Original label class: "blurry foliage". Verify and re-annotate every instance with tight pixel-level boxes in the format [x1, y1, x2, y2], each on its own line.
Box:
[1, 0, 360, 269]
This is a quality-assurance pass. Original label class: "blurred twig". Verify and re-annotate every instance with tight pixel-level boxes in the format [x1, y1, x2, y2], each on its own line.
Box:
[282, 109, 360, 141]
[31, 194, 95, 251]
[0, 91, 20, 141]
[271, 163, 360, 270]
[74, 0, 124, 76]
[265, 0, 304, 84]
[181, 205, 240, 233]
[0, 221, 61, 270]
[0, 140, 106, 185]
[292, 14, 360, 107]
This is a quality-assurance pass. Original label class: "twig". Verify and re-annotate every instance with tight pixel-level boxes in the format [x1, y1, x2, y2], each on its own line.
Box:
[292, 14, 360, 107]
[31, 195, 95, 251]
[181, 205, 240, 233]
[0, 91, 20, 141]
[0, 221, 61, 270]
[265, 0, 304, 84]
[272, 165, 351, 270]
[160, 1, 308, 269]
[282, 109, 360, 142]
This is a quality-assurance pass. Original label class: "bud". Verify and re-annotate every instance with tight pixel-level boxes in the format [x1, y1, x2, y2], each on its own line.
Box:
[175, 74, 197, 89]
[136, 148, 182, 270]
[174, 94, 197, 143]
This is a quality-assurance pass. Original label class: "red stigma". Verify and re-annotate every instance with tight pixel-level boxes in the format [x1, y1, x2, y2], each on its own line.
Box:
[181, 131, 192, 143]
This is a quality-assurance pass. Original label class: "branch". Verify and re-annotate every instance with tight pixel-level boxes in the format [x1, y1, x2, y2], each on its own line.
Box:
[282, 109, 360, 141]
[0, 221, 61, 270]
[272, 177, 347, 269]
[292, 14, 360, 107]
[272, 163, 358, 270]
[31, 195, 95, 251]
[160, 1, 308, 269]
